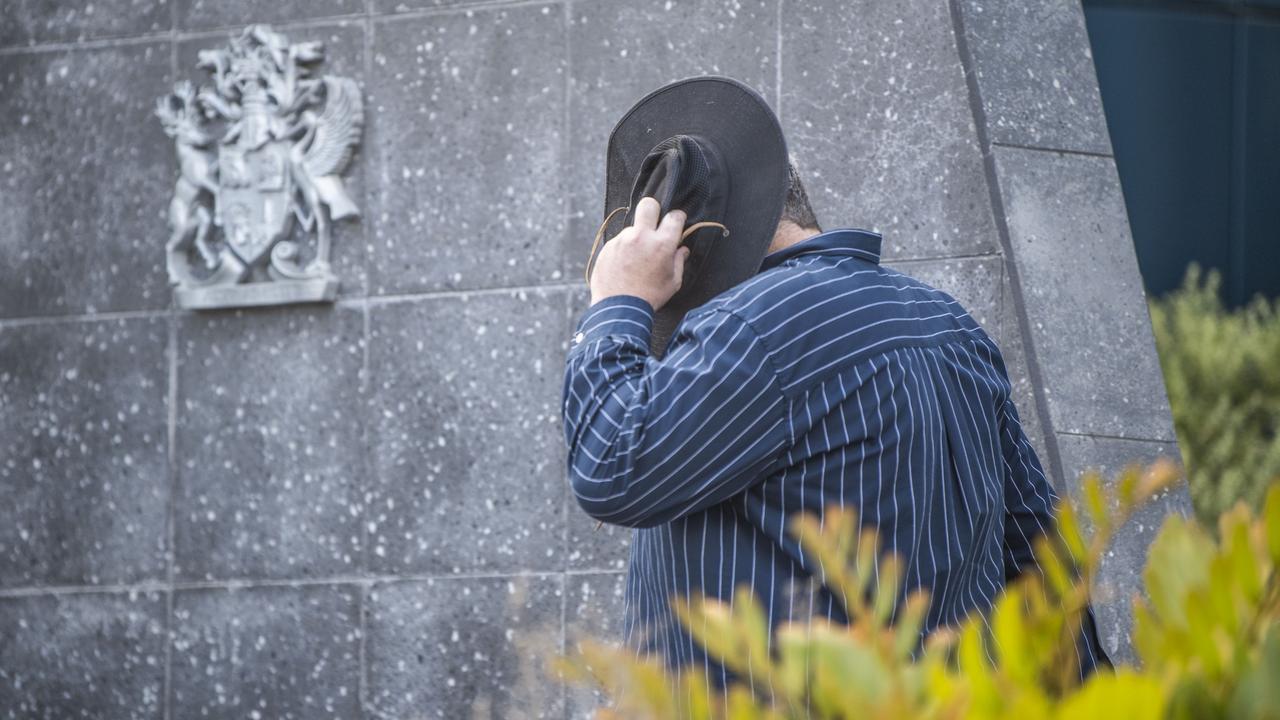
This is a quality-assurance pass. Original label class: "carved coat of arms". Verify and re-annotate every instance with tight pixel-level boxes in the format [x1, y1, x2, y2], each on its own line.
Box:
[156, 25, 362, 309]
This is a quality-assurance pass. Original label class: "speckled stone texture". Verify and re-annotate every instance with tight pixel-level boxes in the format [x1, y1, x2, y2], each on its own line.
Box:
[0, 42, 173, 318]
[366, 575, 565, 718]
[0, 318, 169, 588]
[0, 1, 169, 47]
[0, 0, 1189, 714]
[782, 0, 998, 262]
[956, 0, 1112, 155]
[0, 591, 167, 720]
[170, 584, 361, 718]
[366, 4, 567, 295]
[367, 289, 566, 575]
[174, 306, 366, 581]
[565, 572, 627, 719]
[994, 146, 1176, 442]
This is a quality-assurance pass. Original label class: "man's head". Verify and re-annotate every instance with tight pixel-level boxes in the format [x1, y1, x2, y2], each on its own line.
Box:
[768, 161, 822, 254]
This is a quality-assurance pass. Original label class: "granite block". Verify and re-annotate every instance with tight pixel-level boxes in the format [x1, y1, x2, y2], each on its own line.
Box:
[957, 0, 1112, 155]
[566, 0, 777, 280]
[0, 590, 166, 720]
[1056, 433, 1192, 665]
[0, 0, 169, 47]
[781, 0, 998, 262]
[0, 43, 172, 318]
[170, 584, 361, 719]
[366, 5, 566, 295]
[173, 305, 365, 581]
[0, 318, 169, 588]
[994, 146, 1175, 441]
[176, 0, 361, 31]
[891, 254, 1003, 333]
[177, 22, 369, 298]
[565, 572, 627, 720]
[366, 289, 566, 575]
[566, 514, 630, 573]
[365, 575, 564, 719]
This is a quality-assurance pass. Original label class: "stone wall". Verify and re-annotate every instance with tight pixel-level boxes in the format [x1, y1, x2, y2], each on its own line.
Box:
[0, 1, 1190, 717]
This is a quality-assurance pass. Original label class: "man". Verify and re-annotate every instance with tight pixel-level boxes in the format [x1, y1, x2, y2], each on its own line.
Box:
[561, 77, 1106, 700]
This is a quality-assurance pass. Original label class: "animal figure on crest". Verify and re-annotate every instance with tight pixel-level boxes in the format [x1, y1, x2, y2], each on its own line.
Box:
[156, 24, 362, 290]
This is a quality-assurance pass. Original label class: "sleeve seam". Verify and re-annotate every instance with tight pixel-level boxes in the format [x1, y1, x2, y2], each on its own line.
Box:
[716, 307, 797, 450]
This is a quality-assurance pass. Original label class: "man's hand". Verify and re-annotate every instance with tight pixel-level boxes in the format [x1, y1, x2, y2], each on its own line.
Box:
[589, 197, 691, 310]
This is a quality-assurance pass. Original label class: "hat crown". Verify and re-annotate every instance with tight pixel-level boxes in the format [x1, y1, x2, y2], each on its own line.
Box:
[627, 135, 725, 223]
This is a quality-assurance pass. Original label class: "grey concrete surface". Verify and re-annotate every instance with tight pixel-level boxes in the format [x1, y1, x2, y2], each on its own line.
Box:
[782, 0, 999, 262]
[994, 145, 1176, 442]
[365, 575, 565, 718]
[170, 584, 362, 718]
[1, 318, 170, 588]
[368, 5, 567, 295]
[0, 591, 166, 719]
[0, 0, 1188, 716]
[366, 289, 567, 576]
[173, 306, 366, 582]
[1057, 434, 1192, 666]
[956, 0, 1113, 155]
[0, 42, 173, 318]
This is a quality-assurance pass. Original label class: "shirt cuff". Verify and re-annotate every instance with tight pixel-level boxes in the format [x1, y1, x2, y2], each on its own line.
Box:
[569, 295, 654, 353]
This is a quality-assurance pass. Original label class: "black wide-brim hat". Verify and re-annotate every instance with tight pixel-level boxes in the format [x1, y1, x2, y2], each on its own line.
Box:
[589, 76, 789, 358]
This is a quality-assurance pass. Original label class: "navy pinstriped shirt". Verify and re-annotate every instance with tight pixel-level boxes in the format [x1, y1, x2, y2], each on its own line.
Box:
[561, 229, 1104, 696]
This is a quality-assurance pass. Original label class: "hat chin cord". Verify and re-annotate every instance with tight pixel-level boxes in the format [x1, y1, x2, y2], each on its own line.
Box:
[584, 205, 730, 282]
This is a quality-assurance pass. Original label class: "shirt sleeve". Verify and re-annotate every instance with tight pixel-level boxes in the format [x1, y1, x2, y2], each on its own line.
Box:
[561, 295, 790, 528]
[997, 394, 1110, 676]
[996, 395, 1057, 582]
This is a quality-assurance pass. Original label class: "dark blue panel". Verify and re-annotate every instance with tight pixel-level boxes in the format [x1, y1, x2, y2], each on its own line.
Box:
[1084, 7, 1236, 297]
[1243, 20, 1280, 302]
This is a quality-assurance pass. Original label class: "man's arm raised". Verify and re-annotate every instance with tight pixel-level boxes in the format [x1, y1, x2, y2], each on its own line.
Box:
[561, 198, 789, 528]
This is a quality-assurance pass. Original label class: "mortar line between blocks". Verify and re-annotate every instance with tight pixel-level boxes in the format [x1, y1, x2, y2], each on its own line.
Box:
[368, 0, 568, 23]
[1054, 430, 1179, 445]
[358, 10, 375, 719]
[0, 244, 1006, 328]
[944, 0, 1069, 490]
[162, 307, 179, 720]
[0, 568, 631, 599]
[990, 140, 1115, 161]
[162, 15, 180, 720]
[560, 0, 574, 289]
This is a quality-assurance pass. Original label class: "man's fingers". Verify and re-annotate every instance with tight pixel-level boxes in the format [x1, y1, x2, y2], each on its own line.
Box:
[632, 197, 661, 231]
[656, 209, 687, 246]
[672, 246, 691, 286]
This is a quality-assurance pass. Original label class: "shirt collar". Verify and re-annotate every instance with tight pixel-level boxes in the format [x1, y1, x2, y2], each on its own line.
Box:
[760, 228, 882, 271]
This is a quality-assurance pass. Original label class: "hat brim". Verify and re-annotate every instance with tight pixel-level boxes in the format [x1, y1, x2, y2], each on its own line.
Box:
[603, 76, 789, 357]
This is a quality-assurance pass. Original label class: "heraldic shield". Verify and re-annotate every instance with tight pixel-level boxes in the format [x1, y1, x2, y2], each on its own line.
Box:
[217, 139, 294, 266]
[156, 24, 363, 310]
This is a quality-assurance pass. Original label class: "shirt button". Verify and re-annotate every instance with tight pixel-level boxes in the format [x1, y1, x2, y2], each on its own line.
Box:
[572, 331, 585, 345]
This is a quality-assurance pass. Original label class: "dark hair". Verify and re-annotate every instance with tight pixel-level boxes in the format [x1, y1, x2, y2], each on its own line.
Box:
[781, 160, 821, 232]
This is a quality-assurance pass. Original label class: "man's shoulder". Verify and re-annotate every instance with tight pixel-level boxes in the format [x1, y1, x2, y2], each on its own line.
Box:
[683, 254, 997, 389]
[696, 255, 938, 324]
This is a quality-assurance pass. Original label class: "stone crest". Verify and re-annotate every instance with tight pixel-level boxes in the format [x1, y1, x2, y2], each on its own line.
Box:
[156, 25, 363, 309]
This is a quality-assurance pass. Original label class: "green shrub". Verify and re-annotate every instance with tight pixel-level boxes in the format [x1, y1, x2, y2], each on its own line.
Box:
[1150, 266, 1280, 521]
[556, 463, 1280, 719]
